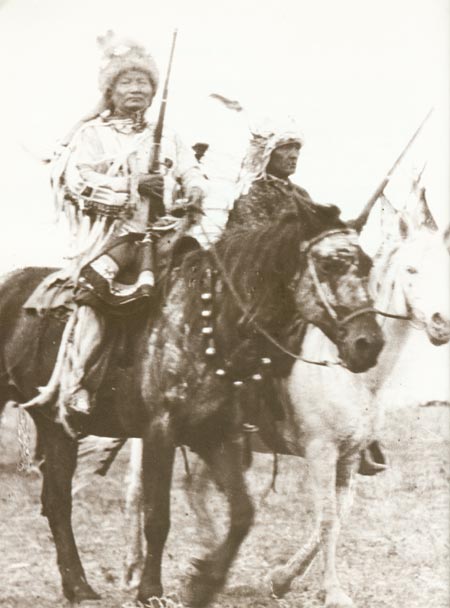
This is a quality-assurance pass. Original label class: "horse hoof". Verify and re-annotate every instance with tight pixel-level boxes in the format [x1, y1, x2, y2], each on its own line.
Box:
[136, 585, 164, 605]
[122, 563, 143, 590]
[270, 576, 291, 599]
[64, 584, 101, 603]
[183, 572, 224, 607]
[325, 588, 354, 608]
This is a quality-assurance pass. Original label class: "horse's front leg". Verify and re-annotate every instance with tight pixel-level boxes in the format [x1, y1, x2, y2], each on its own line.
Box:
[271, 440, 355, 608]
[137, 416, 175, 604]
[185, 435, 255, 607]
[37, 417, 100, 602]
[320, 450, 357, 608]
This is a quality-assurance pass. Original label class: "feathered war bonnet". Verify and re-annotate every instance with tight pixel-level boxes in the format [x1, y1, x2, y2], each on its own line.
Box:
[97, 30, 160, 100]
[236, 116, 304, 196]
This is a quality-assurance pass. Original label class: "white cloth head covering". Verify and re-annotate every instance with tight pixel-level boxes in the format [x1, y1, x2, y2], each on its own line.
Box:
[237, 116, 304, 196]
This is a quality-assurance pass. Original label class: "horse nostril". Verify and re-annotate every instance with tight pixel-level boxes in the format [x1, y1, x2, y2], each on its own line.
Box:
[355, 337, 370, 352]
[432, 313, 444, 326]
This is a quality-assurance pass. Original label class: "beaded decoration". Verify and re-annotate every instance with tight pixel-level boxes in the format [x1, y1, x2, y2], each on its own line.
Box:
[199, 265, 273, 388]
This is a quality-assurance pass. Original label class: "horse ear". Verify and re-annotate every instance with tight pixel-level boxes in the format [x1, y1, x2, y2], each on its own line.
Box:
[412, 187, 438, 231]
[444, 224, 450, 252]
[380, 196, 400, 239]
[398, 214, 412, 240]
[380, 196, 414, 242]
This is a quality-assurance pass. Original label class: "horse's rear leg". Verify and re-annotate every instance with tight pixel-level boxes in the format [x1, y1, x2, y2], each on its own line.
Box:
[137, 417, 175, 604]
[123, 438, 144, 590]
[185, 436, 254, 607]
[38, 419, 100, 602]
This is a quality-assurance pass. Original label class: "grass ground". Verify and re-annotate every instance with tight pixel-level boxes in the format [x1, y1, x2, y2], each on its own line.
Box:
[0, 402, 448, 608]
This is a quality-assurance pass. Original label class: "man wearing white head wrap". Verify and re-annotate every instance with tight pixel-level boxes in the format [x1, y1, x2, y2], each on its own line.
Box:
[227, 122, 341, 230]
[227, 121, 387, 475]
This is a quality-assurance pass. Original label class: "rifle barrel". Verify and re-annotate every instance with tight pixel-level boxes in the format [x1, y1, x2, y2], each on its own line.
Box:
[150, 29, 178, 172]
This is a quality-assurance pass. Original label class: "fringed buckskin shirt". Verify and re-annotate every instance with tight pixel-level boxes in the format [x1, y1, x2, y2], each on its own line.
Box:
[59, 114, 207, 234]
[48, 112, 208, 282]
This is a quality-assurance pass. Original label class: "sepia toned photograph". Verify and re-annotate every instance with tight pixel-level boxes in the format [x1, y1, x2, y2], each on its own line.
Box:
[0, 1, 448, 607]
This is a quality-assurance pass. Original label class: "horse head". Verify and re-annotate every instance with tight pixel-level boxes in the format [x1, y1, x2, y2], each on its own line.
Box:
[374, 194, 450, 346]
[291, 227, 384, 373]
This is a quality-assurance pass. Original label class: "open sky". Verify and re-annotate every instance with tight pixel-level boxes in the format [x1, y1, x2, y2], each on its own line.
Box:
[0, 0, 448, 401]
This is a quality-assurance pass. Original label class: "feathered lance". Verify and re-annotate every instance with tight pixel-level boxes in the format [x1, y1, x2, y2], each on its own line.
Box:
[145, 29, 178, 224]
[349, 108, 434, 232]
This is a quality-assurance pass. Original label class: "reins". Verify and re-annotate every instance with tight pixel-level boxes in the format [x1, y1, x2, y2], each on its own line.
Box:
[200, 224, 367, 367]
[198, 222, 411, 369]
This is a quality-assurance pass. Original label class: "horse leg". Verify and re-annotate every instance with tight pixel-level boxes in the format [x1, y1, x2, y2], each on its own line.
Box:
[185, 436, 255, 607]
[322, 454, 357, 608]
[137, 417, 175, 603]
[271, 441, 355, 608]
[270, 441, 324, 598]
[38, 418, 100, 602]
[123, 438, 144, 590]
[184, 456, 219, 549]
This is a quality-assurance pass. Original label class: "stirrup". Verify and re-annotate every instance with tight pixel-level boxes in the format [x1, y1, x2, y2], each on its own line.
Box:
[69, 388, 92, 416]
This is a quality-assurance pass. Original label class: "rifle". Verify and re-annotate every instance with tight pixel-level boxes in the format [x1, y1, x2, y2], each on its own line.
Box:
[138, 30, 178, 294]
[349, 108, 433, 232]
[146, 29, 178, 224]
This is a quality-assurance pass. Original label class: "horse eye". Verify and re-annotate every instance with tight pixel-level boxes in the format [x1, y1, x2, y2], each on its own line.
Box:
[406, 266, 418, 275]
[319, 257, 351, 274]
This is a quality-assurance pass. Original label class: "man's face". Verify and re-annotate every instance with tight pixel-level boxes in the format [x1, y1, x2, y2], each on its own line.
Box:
[266, 142, 301, 179]
[110, 69, 154, 115]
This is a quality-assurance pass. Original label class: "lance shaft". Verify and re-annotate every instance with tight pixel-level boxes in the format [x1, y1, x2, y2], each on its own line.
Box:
[350, 108, 433, 232]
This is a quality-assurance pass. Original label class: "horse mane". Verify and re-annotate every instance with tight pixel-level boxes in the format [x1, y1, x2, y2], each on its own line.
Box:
[180, 210, 345, 336]
[215, 215, 308, 307]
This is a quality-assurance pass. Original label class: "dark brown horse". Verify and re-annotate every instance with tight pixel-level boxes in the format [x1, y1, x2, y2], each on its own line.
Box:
[0, 214, 383, 606]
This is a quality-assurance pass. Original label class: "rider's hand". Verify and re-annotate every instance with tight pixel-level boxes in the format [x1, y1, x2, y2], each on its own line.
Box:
[137, 174, 165, 199]
[186, 186, 204, 210]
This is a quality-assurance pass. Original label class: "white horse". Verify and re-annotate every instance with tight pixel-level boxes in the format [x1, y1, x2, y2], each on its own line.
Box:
[87, 187, 450, 606]
[266, 191, 450, 607]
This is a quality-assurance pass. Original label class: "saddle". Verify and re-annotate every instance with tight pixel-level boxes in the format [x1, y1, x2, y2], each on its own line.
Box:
[24, 212, 201, 318]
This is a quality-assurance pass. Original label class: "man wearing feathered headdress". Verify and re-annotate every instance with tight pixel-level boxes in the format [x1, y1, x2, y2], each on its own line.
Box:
[25, 32, 207, 418]
[226, 119, 387, 475]
[227, 119, 341, 230]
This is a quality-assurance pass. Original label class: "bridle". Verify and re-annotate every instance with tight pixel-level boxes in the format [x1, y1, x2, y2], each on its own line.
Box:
[300, 228, 379, 329]
[203, 226, 387, 367]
